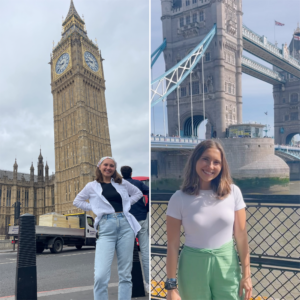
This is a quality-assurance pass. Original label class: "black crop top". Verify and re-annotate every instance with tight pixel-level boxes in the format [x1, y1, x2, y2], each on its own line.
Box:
[100, 182, 123, 212]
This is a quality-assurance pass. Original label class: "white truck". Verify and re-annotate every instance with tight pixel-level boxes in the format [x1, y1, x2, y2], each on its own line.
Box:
[8, 213, 97, 254]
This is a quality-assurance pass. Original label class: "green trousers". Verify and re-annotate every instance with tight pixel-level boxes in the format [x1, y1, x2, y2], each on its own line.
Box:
[178, 240, 243, 300]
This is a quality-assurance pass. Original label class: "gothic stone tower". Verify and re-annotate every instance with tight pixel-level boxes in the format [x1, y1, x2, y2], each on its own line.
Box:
[273, 24, 300, 145]
[161, 0, 243, 138]
[50, 1, 112, 214]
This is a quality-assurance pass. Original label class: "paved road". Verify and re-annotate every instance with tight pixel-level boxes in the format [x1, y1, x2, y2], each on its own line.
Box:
[0, 246, 148, 300]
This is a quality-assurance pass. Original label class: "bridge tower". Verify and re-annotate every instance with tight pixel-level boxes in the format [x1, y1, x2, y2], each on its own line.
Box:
[274, 24, 300, 145]
[161, 0, 243, 138]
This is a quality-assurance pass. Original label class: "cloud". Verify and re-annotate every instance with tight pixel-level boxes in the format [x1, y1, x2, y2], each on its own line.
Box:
[0, 0, 149, 177]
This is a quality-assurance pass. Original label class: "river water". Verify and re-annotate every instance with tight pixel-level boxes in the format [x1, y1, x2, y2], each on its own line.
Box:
[241, 180, 300, 195]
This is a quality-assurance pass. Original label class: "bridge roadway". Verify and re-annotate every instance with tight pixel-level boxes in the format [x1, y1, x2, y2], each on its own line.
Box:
[151, 136, 204, 150]
[242, 55, 286, 85]
[243, 25, 300, 79]
[151, 136, 300, 157]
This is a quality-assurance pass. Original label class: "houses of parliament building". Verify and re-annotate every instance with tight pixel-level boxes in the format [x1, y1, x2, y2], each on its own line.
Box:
[0, 1, 111, 237]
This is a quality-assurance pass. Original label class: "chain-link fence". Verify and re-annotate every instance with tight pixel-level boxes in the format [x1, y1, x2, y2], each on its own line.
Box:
[151, 194, 300, 300]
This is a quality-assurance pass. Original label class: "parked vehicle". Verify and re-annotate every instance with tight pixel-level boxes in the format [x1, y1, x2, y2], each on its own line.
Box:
[8, 213, 96, 254]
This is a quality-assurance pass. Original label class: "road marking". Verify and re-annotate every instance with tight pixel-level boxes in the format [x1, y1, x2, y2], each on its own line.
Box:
[0, 283, 118, 299]
[59, 252, 94, 257]
[0, 262, 15, 265]
[36, 251, 94, 258]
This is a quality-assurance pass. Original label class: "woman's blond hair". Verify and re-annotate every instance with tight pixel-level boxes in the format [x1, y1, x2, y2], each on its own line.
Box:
[95, 167, 123, 184]
[181, 139, 232, 199]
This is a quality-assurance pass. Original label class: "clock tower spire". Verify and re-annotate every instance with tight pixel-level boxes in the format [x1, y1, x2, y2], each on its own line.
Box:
[50, 1, 111, 214]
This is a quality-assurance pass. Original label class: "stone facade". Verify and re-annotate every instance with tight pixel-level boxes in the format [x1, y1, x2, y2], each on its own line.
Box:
[161, 0, 243, 138]
[50, 1, 111, 215]
[0, 154, 55, 237]
[273, 25, 300, 145]
[0, 1, 112, 237]
[151, 138, 289, 192]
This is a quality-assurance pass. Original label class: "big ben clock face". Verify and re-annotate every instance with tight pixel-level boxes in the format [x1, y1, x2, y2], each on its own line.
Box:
[84, 51, 99, 72]
[55, 53, 70, 74]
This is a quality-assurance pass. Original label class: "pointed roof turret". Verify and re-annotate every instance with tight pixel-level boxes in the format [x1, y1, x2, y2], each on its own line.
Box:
[64, 0, 84, 25]
[45, 161, 49, 170]
[13, 159, 18, 169]
[289, 23, 300, 58]
[38, 149, 43, 160]
[295, 22, 300, 36]
[30, 162, 34, 171]
[59, 0, 87, 41]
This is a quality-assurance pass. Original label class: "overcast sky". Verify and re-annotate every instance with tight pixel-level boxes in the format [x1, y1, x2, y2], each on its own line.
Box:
[151, 0, 300, 141]
[0, 0, 149, 177]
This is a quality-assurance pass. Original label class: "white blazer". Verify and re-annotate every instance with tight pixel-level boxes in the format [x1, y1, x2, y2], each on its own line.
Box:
[73, 179, 143, 236]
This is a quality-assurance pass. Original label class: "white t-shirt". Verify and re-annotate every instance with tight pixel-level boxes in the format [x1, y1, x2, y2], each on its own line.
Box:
[166, 184, 246, 249]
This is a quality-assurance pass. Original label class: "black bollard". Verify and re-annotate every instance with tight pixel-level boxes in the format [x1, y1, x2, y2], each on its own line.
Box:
[131, 239, 145, 297]
[15, 213, 37, 300]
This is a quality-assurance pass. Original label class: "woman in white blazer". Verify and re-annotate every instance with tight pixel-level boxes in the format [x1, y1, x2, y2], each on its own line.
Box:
[73, 156, 143, 300]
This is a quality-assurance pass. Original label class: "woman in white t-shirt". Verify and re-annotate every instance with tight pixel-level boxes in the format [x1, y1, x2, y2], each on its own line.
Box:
[165, 140, 252, 300]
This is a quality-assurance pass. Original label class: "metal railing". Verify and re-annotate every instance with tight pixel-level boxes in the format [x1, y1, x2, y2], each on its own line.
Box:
[275, 145, 300, 152]
[151, 136, 204, 143]
[151, 194, 300, 300]
[276, 149, 300, 160]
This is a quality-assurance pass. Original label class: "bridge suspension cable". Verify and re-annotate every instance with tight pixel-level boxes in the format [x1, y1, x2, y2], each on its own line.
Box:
[151, 38, 167, 68]
[151, 24, 216, 107]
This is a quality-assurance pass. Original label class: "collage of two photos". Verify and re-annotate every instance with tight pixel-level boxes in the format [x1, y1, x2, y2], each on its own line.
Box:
[0, 0, 299, 300]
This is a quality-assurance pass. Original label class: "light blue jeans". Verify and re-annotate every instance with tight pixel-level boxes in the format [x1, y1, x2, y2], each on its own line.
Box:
[94, 212, 135, 300]
[137, 214, 149, 284]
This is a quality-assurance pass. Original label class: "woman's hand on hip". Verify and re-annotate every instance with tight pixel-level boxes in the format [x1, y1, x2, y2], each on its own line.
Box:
[167, 289, 181, 300]
[239, 276, 252, 300]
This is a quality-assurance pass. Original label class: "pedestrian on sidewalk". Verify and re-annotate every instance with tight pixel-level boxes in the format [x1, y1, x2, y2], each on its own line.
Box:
[165, 140, 252, 300]
[73, 156, 143, 300]
[120, 166, 149, 293]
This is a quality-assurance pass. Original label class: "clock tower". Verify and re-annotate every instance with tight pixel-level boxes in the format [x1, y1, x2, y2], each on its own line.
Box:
[50, 0, 112, 214]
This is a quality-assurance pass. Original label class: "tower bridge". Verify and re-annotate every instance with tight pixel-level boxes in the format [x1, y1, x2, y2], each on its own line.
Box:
[152, 0, 300, 146]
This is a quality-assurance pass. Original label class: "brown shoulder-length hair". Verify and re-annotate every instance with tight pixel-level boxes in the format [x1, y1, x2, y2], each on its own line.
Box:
[181, 139, 232, 199]
[95, 167, 123, 184]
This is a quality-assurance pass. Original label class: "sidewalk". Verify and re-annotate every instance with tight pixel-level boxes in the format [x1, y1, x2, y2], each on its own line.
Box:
[0, 284, 149, 300]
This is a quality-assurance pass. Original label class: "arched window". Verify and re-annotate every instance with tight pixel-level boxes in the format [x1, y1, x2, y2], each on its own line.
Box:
[199, 11, 204, 21]
[34, 190, 37, 208]
[291, 93, 298, 103]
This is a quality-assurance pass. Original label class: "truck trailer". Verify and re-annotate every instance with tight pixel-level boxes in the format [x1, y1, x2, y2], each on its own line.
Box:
[8, 213, 97, 254]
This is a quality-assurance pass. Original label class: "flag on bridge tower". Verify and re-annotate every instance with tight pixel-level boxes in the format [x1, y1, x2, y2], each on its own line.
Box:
[294, 35, 300, 41]
[274, 21, 284, 43]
